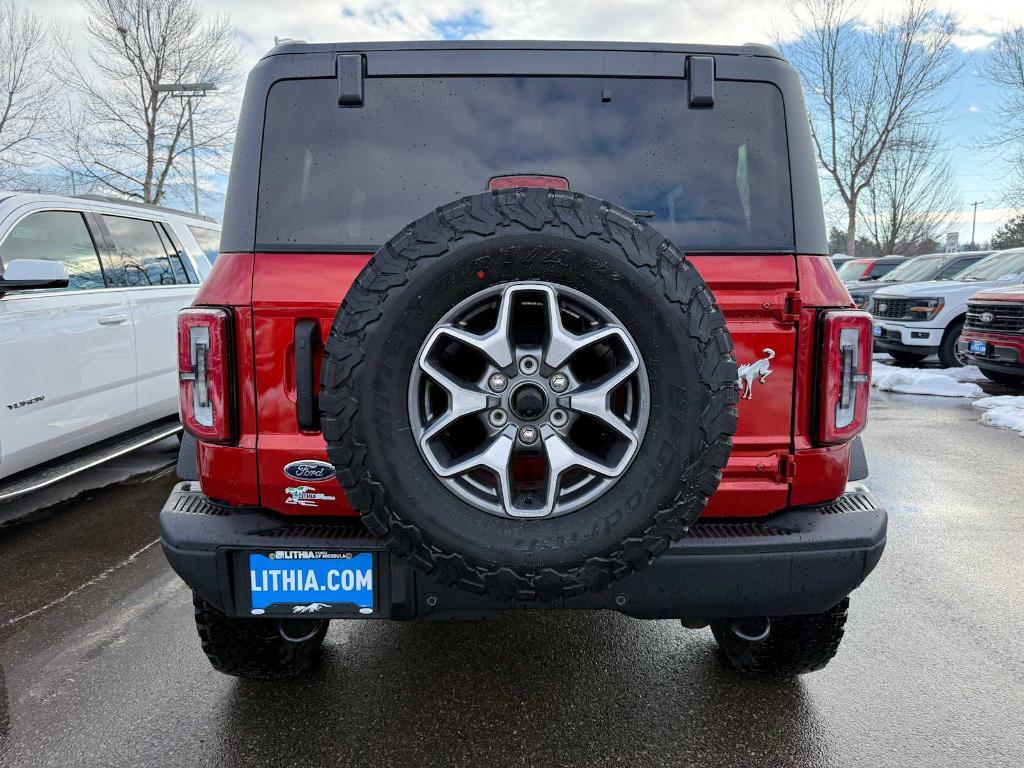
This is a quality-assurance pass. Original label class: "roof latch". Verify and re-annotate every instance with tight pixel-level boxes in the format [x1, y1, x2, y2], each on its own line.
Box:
[686, 56, 715, 108]
[337, 54, 365, 107]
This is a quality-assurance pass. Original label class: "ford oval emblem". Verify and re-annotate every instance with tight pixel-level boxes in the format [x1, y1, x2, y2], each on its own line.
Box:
[980, 311, 995, 324]
[283, 460, 336, 483]
[878, 302, 888, 313]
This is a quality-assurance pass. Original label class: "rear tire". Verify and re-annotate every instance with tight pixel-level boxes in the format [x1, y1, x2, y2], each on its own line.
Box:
[888, 350, 928, 365]
[711, 599, 849, 676]
[979, 367, 1024, 387]
[938, 318, 966, 368]
[192, 592, 328, 679]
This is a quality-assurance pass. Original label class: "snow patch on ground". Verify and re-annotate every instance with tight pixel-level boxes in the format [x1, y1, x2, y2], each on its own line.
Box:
[972, 396, 1024, 437]
[871, 362, 985, 398]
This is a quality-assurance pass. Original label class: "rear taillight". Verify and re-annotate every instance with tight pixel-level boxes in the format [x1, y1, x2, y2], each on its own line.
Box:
[817, 310, 872, 445]
[178, 307, 233, 443]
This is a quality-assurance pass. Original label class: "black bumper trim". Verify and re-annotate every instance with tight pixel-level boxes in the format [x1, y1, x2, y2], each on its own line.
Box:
[873, 337, 939, 356]
[160, 482, 887, 621]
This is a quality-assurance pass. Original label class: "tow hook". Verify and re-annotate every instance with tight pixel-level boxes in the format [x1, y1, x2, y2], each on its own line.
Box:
[730, 616, 771, 643]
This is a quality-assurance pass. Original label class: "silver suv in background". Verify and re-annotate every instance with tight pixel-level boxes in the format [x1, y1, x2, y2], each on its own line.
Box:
[0, 193, 220, 501]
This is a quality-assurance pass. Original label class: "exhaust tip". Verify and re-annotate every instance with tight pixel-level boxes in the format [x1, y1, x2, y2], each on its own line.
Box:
[730, 616, 770, 643]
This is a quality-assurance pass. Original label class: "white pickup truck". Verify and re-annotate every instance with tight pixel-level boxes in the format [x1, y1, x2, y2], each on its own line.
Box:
[872, 248, 1024, 367]
[0, 193, 220, 500]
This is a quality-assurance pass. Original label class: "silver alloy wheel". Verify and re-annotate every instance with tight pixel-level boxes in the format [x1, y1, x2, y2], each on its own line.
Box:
[408, 281, 650, 519]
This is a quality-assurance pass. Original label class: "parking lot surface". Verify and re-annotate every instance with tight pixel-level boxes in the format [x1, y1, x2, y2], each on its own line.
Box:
[0, 393, 1022, 768]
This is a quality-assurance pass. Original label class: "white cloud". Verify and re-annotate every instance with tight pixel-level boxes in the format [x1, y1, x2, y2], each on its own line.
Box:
[968, 104, 981, 112]
[27, 0, 1024, 67]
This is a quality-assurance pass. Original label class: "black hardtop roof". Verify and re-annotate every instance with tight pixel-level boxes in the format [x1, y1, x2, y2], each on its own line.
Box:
[264, 39, 783, 60]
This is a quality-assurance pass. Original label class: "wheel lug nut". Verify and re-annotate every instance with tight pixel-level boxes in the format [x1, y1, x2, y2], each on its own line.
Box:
[488, 409, 508, 427]
[519, 425, 539, 445]
[519, 356, 538, 375]
[550, 409, 568, 427]
[549, 373, 569, 392]
[488, 373, 508, 392]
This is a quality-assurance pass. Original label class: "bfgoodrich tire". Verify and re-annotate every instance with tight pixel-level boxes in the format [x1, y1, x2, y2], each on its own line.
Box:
[711, 599, 850, 676]
[321, 188, 738, 601]
[193, 593, 328, 679]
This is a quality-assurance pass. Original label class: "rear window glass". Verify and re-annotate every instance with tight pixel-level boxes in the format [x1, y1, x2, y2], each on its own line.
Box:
[188, 225, 221, 264]
[257, 77, 794, 252]
[100, 215, 189, 287]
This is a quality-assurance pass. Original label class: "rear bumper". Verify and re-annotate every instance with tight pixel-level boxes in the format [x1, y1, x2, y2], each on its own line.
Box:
[160, 482, 887, 621]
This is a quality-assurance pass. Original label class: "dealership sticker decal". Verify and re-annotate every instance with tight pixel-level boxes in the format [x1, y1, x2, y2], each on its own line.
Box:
[284, 485, 337, 507]
[283, 459, 336, 483]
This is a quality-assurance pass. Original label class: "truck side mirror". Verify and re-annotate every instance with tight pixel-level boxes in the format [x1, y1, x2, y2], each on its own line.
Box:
[0, 259, 70, 296]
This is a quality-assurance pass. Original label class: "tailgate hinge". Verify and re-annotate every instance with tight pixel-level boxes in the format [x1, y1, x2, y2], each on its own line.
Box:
[337, 54, 365, 107]
[778, 454, 796, 484]
[782, 290, 803, 323]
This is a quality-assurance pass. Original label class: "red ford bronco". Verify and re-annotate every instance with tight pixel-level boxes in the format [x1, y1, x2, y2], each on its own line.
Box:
[161, 40, 886, 679]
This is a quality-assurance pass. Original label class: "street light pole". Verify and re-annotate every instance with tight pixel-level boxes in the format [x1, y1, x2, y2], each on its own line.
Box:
[970, 201, 983, 247]
[153, 82, 217, 214]
[186, 97, 198, 214]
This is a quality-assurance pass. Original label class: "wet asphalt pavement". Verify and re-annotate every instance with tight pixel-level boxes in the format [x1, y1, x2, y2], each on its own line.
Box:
[1, 392, 1023, 767]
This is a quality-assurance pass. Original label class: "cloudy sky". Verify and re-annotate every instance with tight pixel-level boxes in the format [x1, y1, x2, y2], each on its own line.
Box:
[29, 0, 1024, 243]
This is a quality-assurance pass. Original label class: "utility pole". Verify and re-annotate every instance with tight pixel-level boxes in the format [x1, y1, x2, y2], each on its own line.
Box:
[970, 201, 983, 247]
[153, 83, 217, 214]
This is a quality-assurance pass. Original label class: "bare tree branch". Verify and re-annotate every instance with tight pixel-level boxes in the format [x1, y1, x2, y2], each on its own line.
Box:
[51, 0, 240, 206]
[0, 1, 56, 187]
[782, 0, 960, 254]
[980, 27, 1024, 208]
[861, 128, 960, 255]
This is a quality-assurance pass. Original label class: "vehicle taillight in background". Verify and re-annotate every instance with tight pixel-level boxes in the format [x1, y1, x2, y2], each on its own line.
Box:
[817, 310, 872, 445]
[178, 307, 233, 443]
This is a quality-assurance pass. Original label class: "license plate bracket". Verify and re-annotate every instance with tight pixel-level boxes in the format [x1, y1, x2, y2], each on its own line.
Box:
[241, 550, 376, 617]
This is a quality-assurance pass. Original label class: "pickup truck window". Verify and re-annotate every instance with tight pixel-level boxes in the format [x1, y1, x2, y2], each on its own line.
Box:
[100, 215, 191, 287]
[256, 77, 794, 252]
[0, 210, 105, 291]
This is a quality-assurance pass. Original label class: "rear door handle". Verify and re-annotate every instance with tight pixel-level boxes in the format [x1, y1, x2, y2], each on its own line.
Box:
[97, 314, 128, 326]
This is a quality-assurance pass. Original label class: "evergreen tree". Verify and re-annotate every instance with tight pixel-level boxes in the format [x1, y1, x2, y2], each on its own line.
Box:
[991, 213, 1024, 249]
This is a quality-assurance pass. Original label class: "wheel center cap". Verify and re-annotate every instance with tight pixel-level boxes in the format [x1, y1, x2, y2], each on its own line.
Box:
[510, 383, 547, 421]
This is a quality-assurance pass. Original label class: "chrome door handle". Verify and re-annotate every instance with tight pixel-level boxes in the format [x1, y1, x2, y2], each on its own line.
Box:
[97, 314, 128, 326]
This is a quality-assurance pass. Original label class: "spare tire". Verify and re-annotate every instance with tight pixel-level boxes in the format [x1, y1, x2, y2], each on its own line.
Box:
[321, 188, 738, 601]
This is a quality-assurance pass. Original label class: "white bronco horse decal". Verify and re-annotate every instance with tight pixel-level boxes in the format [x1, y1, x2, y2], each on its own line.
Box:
[737, 348, 775, 400]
